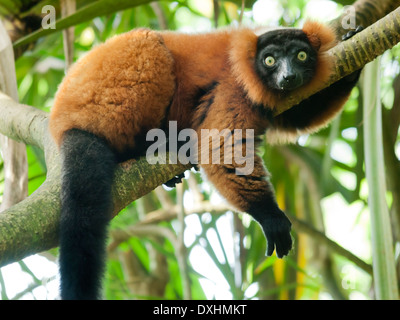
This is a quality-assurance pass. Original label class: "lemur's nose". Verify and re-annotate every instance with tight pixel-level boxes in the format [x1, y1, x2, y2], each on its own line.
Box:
[283, 74, 296, 82]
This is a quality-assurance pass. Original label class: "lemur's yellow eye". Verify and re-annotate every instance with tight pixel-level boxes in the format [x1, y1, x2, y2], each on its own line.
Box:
[264, 56, 275, 66]
[297, 51, 307, 61]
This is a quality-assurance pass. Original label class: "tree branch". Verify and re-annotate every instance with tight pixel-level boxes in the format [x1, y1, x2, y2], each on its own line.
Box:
[0, 21, 28, 211]
[109, 199, 373, 276]
[330, 0, 400, 36]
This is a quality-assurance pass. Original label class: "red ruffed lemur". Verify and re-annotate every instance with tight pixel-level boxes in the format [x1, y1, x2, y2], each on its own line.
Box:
[49, 21, 363, 300]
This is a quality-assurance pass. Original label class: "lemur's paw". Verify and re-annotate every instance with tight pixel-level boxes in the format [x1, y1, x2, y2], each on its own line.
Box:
[342, 25, 364, 41]
[163, 172, 185, 188]
[260, 208, 292, 258]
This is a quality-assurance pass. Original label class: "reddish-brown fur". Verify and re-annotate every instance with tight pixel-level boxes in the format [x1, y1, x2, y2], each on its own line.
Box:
[52, 21, 360, 297]
[50, 29, 176, 153]
[50, 21, 341, 214]
[50, 21, 345, 226]
[50, 22, 337, 153]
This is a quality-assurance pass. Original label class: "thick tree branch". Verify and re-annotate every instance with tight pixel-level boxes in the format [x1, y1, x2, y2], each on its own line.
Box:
[1, 0, 400, 267]
[0, 93, 47, 150]
[0, 21, 28, 211]
[0, 96, 191, 266]
[331, 0, 400, 36]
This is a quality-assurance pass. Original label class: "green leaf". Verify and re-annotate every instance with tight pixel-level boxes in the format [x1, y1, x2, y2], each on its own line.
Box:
[0, 0, 21, 15]
[254, 255, 277, 275]
[362, 58, 399, 300]
[13, 0, 157, 48]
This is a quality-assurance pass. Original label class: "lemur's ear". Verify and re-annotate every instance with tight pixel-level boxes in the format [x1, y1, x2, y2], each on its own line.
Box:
[302, 20, 336, 51]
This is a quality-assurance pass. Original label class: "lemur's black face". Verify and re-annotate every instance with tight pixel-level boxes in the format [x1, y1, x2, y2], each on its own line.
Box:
[255, 29, 318, 92]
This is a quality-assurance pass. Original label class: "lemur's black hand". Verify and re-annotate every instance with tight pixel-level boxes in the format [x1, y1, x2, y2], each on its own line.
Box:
[163, 172, 185, 188]
[342, 25, 364, 41]
[256, 208, 292, 258]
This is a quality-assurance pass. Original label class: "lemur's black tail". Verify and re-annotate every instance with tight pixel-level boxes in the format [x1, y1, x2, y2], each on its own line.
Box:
[59, 129, 117, 300]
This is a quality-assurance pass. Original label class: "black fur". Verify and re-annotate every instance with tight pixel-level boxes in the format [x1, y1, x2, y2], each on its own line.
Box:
[193, 81, 219, 107]
[192, 82, 219, 128]
[248, 196, 292, 258]
[163, 172, 185, 188]
[59, 129, 117, 300]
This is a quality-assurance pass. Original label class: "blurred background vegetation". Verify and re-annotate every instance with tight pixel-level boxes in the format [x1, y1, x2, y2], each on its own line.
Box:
[0, 0, 399, 300]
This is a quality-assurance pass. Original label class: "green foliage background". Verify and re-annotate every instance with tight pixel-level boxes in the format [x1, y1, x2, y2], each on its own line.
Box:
[0, 0, 399, 300]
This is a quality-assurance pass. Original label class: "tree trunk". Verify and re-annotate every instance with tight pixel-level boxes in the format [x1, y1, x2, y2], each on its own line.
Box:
[0, 21, 27, 212]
